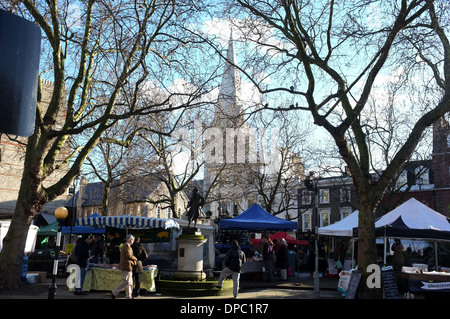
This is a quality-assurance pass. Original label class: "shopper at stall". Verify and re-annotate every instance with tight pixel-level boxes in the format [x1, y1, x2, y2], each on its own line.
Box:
[111, 234, 137, 299]
[131, 236, 148, 298]
[262, 236, 274, 282]
[74, 234, 92, 295]
[106, 232, 121, 264]
[90, 235, 104, 264]
[217, 240, 246, 298]
[391, 238, 405, 273]
[276, 238, 289, 280]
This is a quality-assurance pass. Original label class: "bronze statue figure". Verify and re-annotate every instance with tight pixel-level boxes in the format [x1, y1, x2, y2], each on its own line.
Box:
[186, 188, 205, 229]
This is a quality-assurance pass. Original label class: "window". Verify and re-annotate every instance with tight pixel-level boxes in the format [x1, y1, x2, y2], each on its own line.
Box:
[319, 189, 329, 204]
[396, 170, 407, 188]
[157, 206, 161, 218]
[302, 211, 312, 231]
[302, 191, 313, 205]
[340, 208, 352, 220]
[319, 210, 330, 227]
[415, 166, 430, 185]
[340, 187, 351, 203]
[136, 205, 141, 217]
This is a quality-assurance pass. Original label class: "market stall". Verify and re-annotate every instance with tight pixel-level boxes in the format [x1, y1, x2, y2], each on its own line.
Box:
[219, 204, 298, 278]
[67, 264, 158, 292]
[402, 265, 450, 298]
[352, 198, 450, 264]
[62, 213, 105, 235]
[71, 214, 180, 292]
[0, 220, 39, 253]
[318, 210, 359, 275]
[318, 210, 359, 237]
[76, 214, 180, 230]
[250, 232, 307, 247]
[352, 199, 450, 298]
[353, 198, 450, 241]
[69, 264, 158, 293]
[219, 204, 297, 232]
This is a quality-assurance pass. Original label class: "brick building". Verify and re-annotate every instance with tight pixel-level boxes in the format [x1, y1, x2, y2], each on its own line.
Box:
[0, 80, 70, 217]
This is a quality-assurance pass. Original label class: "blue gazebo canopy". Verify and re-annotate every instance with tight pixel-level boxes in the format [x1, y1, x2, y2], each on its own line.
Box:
[219, 203, 297, 232]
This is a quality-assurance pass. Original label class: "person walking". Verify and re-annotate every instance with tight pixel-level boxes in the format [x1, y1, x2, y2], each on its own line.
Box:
[111, 234, 137, 299]
[74, 234, 92, 295]
[131, 236, 148, 298]
[217, 240, 246, 298]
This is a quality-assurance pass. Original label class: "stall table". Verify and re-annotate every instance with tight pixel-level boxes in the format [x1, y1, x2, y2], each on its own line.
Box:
[71, 265, 158, 292]
[241, 260, 264, 280]
[402, 269, 450, 298]
[401, 270, 450, 282]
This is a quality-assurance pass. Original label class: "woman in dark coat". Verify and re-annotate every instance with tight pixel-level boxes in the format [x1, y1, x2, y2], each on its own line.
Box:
[131, 236, 148, 298]
[276, 238, 289, 280]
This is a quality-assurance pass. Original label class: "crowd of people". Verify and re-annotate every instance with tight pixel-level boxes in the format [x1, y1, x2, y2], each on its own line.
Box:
[68, 232, 148, 299]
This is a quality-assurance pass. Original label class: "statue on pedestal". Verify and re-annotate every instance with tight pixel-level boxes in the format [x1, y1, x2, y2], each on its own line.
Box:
[186, 188, 205, 229]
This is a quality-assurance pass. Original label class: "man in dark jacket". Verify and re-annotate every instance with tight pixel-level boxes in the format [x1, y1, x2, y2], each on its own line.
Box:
[217, 240, 246, 298]
[74, 234, 92, 295]
[106, 232, 121, 264]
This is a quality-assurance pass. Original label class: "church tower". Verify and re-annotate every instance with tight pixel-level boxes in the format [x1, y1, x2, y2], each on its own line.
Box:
[203, 32, 256, 218]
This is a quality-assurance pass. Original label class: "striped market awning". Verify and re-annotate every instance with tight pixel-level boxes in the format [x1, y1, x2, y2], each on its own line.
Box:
[76, 214, 180, 230]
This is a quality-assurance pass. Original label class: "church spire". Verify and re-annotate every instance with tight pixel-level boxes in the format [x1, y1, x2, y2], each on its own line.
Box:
[213, 31, 244, 128]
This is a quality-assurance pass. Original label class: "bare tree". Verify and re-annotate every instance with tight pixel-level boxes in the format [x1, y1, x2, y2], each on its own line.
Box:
[212, 0, 450, 298]
[245, 111, 308, 217]
[0, 0, 211, 289]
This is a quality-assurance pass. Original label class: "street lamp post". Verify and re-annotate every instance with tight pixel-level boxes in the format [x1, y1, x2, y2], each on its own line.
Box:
[48, 206, 68, 299]
[304, 172, 320, 297]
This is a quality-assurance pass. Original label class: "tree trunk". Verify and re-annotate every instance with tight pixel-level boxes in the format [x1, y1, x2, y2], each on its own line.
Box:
[0, 134, 43, 289]
[356, 192, 383, 299]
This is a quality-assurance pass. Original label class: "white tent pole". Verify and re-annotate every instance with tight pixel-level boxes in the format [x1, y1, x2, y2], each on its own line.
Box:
[435, 241, 439, 270]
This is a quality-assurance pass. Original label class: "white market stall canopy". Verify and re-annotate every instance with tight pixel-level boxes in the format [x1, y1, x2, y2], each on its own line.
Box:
[76, 214, 180, 230]
[0, 221, 39, 253]
[353, 198, 450, 240]
[318, 210, 359, 237]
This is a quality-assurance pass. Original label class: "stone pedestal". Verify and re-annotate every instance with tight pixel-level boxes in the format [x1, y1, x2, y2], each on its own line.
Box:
[173, 228, 207, 281]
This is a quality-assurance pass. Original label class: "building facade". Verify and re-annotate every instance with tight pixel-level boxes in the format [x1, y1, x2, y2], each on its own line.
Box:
[0, 80, 70, 216]
[66, 175, 190, 221]
[298, 115, 450, 234]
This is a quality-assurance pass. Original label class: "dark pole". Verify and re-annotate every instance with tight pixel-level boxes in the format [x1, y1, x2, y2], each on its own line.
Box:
[48, 224, 62, 299]
[48, 207, 68, 299]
